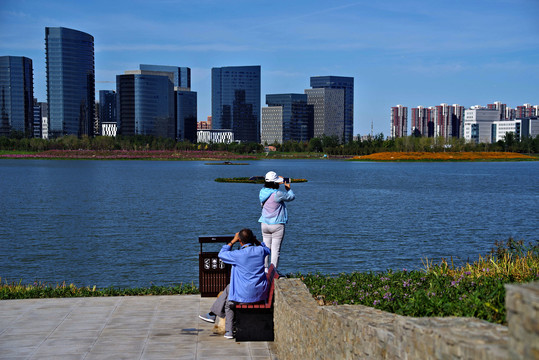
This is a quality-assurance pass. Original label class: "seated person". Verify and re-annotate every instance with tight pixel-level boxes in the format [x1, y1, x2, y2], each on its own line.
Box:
[199, 228, 270, 339]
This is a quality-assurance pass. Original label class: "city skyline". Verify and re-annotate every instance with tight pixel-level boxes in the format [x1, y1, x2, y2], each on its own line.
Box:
[1, 0, 538, 136]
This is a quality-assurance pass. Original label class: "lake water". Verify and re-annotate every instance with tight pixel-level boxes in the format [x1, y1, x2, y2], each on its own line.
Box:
[0, 159, 537, 288]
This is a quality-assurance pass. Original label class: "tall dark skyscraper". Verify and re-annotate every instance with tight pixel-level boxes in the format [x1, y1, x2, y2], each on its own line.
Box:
[305, 88, 344, 141]
[310, 76, 354, 142]
[98, 90, 117, 135]
[139, 64, 196, 141]
[139, 64, 191, 89]
[0, 56, 34, 137]
[212, 65, 261, 143]
[116, 70, 175, 138]
[45, 27, 95, 138]
[262, 93, 313, 144]
[176, 90, 197, 142]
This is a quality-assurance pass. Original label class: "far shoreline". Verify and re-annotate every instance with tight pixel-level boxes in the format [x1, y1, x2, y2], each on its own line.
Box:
[0, 149, 537, 162]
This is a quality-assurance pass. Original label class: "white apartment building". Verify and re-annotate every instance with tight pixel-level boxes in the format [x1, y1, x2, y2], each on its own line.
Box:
[197, 129, 234, 144]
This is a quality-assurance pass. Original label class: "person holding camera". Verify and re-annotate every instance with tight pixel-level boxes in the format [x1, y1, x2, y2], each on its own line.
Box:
[199, 228, 270, 339]
[258, 171, 295, 270]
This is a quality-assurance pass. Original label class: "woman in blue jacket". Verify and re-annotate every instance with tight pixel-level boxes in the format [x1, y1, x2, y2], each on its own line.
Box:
[258, 171, 295, 269]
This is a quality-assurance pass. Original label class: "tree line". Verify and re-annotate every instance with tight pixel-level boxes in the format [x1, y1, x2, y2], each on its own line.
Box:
[271, 133, 539, 155]
[1, 132, 538, 155]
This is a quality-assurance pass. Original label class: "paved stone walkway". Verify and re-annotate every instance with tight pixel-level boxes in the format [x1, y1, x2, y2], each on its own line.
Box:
[0, 295, 277, 359]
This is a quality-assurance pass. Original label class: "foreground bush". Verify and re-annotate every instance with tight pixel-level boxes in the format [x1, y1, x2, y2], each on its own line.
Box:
[0, 281, 199, 300]
[298, 239, 539, 325]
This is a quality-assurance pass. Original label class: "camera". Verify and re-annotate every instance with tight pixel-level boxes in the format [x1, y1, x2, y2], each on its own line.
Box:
[282, 177, 291, 184]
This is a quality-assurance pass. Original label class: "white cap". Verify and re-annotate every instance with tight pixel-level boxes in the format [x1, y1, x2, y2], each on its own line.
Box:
[265, 171, 280, 182]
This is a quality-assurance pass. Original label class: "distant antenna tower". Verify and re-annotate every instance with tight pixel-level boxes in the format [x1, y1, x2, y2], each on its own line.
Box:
[371, 121, 373, 137]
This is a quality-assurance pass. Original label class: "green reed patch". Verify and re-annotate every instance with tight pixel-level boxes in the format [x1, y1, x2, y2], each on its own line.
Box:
[0, 281, 199, 300]
[296, 239, 539, 325]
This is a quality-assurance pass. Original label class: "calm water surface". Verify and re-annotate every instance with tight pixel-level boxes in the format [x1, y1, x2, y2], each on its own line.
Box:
[1, 159, 537, 288]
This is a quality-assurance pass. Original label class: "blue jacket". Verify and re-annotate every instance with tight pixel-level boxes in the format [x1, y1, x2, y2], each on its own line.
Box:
[218, 243, 271, 303]
[258, 187, 295, 225]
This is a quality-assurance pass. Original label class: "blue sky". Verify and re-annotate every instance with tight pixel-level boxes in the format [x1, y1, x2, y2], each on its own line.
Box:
[1, 0, 538, 136]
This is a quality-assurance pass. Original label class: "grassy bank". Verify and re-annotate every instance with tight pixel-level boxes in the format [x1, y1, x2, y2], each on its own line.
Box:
[1, 149, 536, 161]
[3, 240, 537, 326]
[0, 149, 257, 161]
[0, 281, 198, 300]
[297, 239, 539, 325]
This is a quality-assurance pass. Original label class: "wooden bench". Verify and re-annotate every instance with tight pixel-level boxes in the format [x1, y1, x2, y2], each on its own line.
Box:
[233, 264, 280, 341]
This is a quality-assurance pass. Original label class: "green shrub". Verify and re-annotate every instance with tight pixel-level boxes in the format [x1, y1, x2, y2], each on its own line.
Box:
[0, 280, 199, 300]
[296, 240, 539, 325]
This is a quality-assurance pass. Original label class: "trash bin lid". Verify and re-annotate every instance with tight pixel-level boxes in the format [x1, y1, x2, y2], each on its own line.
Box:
[198, 235, 234, 243]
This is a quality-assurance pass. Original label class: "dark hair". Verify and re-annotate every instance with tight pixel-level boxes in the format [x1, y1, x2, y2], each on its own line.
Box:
[238, 228, 256, 244]
[264, 181, 279, 189]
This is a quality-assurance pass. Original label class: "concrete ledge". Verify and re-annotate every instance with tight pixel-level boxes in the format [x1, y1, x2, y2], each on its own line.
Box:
[274, 278, 518, 360]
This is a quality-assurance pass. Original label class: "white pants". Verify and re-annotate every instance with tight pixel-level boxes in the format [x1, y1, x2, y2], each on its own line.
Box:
[261, 223, 285, 269]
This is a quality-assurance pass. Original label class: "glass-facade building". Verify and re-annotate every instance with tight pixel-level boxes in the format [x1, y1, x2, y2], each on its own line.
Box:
[262, 93, 313, 144]
[212, 66, 261, 143]
[305, 88, 345, 141]
[33, 101, 48, 139]
[117, 71, 175, 139]
[310, 76, 354, 142]
[139, 64, 191, 89]
[45, 27, 95, 138]
[139, 64, 196, 141]
[0, 56, 34, 137]
[99, 90, 117, 135]
[176, 90, 197, 142]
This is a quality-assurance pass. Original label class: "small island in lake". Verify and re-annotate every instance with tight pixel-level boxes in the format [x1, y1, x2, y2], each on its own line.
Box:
[215, 177, 308, 184]
[204, 161, 250, 165]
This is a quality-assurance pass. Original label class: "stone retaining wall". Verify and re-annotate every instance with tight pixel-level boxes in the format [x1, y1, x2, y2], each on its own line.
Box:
[273, 278, 538, 359]
[506, 282, 539, 359]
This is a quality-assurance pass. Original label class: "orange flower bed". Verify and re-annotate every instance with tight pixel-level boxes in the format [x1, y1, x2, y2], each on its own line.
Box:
[352, 152, 535, 161]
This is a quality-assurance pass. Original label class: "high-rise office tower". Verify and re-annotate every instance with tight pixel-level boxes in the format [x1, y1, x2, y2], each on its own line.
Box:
[33, 99, 47, 139]
[305, 88, 344, 141]
[0, 56, 34, 137]
[45, 27, 95, 138]
[261, 93, 313, 144]
[116, 70, 175, 138]
[139, 64, 196, 141]
[390, 105, 408, 138]
[310, 76, 354, 142]
[98, 90, 117, 135]
[139, 64, 191, 89]
[176, 90, 197, 142]
[211, 65, 261, 143]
